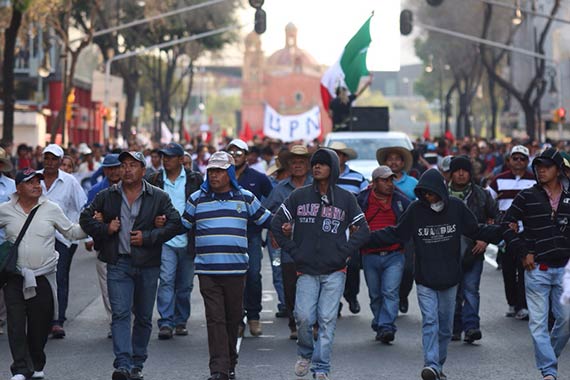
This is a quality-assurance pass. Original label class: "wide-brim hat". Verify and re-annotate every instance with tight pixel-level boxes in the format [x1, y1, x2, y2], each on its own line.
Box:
[0, 147, 13, 172]
[376, 146, 413, 173]
[328, 142, 357, 160]
[266, 157, 285, 176]
[281, 144, 311, 162]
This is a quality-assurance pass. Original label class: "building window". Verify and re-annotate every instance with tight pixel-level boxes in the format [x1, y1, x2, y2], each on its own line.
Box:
[294, 92, 303, 104]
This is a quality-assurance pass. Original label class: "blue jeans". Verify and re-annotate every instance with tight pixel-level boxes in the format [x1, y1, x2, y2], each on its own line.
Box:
[107, 256, 160, 371]
[525, 266, 570, 378]
[244, 233, 263, 320]
[417, 284, 457, 374]
[295, 271, 346, 375]
[454, 259, 483, 333]
[362, 251, 404, 333]
[54, 241, 78, 326]
[157, 245, 194, 329]
[267, 243, 286, 311]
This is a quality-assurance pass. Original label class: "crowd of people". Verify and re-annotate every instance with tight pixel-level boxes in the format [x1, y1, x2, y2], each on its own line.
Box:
[1, 134, 570, 380]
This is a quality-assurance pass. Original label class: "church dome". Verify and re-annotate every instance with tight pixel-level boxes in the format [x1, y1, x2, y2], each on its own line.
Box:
[266, 23, 320, 73]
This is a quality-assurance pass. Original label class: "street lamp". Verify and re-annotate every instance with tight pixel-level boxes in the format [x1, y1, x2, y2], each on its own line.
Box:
[546, 67, 558, 95]
[512, 0, 523, 25]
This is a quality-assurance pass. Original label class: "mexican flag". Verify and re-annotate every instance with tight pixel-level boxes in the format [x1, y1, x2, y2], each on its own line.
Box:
[320, 15, 373, 112]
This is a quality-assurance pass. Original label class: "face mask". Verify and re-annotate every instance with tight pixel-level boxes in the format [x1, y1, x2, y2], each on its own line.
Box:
[430, 201, 445, 213]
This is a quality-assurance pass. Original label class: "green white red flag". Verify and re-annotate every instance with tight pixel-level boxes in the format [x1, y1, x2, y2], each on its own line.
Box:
[320, 15, 373, 112]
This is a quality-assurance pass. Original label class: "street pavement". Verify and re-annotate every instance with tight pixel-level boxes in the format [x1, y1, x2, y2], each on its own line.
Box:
[1, 246, 569, 380]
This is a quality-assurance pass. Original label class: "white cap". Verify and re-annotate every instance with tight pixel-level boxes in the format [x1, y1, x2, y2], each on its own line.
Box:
[511, 145, 530, 158]
[227, 139, 249, 152]
[43, 144, 64, 158]
[78, 143, 92, 155]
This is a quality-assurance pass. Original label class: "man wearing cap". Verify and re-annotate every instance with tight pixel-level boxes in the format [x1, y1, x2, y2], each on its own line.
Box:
[489, 145, 536, 320]
[357, 166, 411, 343]
[0, 168, 87, 380]
[84, 154, 123, 338]
[329, 141, 368, 315]
[226, 139, 273, 336]
[0, 147, 16, 336]
[182, 151, 271, 380]
[38, 144, 87, 339]
[377, 146, 418, 315]
[147, 143, 203, 340]
[271, 148, 369, 380]
[80, 151, 183, 380]
[502, 148, 570, 380]
[263, 145, 313, 339]
[446, 156, 498, 343]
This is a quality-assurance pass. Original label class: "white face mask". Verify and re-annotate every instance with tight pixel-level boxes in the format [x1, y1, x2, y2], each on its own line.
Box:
[430, 201, 445, 213]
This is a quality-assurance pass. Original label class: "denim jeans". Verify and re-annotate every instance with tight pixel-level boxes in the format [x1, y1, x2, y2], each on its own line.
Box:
[453, 259, 483, 333]
[525, 266, 570, 378]
[417, 284, 457, 374]
[244, 233, 263, 321]
[107, 256, 160, 371]
[54, 240, 78, 326]
[362, 251, 404, 333]
[295, 271, 346, 375]
[266, 243, 286, 311]
[157, 245, 194, 329]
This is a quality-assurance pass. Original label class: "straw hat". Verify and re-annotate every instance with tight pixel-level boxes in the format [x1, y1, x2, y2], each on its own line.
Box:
[328, 141, 357, 160]
[0, 147, 13, 172]
[376, 146, 413, 173]
[266, 157, 285, 176]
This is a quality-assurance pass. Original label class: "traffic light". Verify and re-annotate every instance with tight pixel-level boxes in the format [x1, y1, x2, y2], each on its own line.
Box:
[65, 88, 75, 122]
[249, 0, 266, 35]
[558, 107, 566, 123]
[426, 0, 444, 6]
[400, 10, 413, 36]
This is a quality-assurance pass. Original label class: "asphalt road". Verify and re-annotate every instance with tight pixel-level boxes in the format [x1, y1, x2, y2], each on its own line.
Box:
[1, 246, 569, 380]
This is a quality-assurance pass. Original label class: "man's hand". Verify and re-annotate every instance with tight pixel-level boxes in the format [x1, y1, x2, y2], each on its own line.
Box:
[130, 230, 143, 246]
[282, 223, 292, 237]
[108, 217, 120, 235]
[522, 254, 536, 271]
[349, 225, 359, 236]
[471, 240, 488, 255]
[85, 240, 94, 252]
[93, 211, 104, 222]
[154, 215, 166, 228]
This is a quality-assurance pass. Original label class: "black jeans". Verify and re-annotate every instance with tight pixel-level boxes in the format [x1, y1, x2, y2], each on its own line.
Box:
[281, 262, 298, 331]
[199, 275, 245, 376]
[399, 243, 415, 303]
[54, 240, 78, 326]
[501, 246, 527, 310]
[5, 274, 54, 378]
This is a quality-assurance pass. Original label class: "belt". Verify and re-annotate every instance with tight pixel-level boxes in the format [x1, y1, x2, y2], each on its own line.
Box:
[370, 250, 398, 256]
[118, 253, 131, 258]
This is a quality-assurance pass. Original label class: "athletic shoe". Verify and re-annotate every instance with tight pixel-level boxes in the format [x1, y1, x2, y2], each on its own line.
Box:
[32, 371, 45, 379]
[464, 329, 482, 343]
[175, 325, 188, 336]
[515, 308, 529, 320]
[158, 326, 173, 340]
[10, 375, 26, 380]
[294, 356, 311, 377]
[421, 366, 439, 380]
[130, 367, 144, 380]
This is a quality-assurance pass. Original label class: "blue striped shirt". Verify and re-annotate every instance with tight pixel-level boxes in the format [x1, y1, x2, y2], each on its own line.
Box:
[337, 165, 368, 195]
[183, 188, 271, 275]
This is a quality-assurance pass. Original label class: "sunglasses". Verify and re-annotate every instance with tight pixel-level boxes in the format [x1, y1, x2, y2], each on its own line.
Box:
[511, 156, 528, 162]
[228, 150, 245, 157]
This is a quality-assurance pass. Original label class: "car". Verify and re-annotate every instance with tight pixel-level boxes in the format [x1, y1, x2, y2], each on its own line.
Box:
[323, 131, 413, 181]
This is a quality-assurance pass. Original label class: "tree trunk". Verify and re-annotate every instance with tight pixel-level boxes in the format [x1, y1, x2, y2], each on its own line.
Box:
[122, 63, 139, 142]
[523, 104, 536, 141]
[1, 7, 23, 144]
[179, 65, 194, 141]
[488, 74, 498, 140]
[444, 81, 457, 133]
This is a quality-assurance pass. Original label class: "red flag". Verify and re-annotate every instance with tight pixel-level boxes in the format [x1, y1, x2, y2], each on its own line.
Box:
[239, 122, 253, 142]
[423, 123, 431, 140]
[183, 128, 191, 142]
[444, 129, 455, 141]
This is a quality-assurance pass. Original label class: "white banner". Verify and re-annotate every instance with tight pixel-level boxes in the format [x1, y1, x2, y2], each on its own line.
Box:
[263, 104, 321, 142]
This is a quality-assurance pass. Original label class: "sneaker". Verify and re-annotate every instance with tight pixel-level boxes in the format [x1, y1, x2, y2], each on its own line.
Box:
[10, 375, 26, 380]
[505, 305, 516, 318]
[348, 299, 361, 314]
[451, 332, 461, 341]
[314, 372, 329, 380]
[248, 320, 262, 336]
[421, 366, 439, 380]
[50, 324, 65, 339]
[229, 368, 236, 380]
[175, 325, 188, 336]
[464, 329, 482, 343]
[112, 368, 131, 380]
[32, 371, 45, 379]
[294, 356, 311, 377]
[130, 367, 144, 380]
[158, 326, 173, 340]
[399, 298, 409, 314]
[515, 308, 529, 320]
[376, 330, 395, 344]
[275, 309, 288, 318]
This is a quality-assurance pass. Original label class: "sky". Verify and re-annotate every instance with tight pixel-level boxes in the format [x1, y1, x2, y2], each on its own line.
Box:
[240, 0, 419, 72]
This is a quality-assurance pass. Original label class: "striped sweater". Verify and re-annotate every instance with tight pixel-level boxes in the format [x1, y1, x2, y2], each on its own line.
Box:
[183, 188, 271, 275]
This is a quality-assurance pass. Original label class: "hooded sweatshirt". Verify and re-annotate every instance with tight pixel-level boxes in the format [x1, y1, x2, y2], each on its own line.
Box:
[271, 148, 370, 275]
[369, 169, 500, 290]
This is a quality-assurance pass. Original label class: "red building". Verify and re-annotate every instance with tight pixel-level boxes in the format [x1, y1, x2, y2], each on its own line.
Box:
[241, 23, 332, 140]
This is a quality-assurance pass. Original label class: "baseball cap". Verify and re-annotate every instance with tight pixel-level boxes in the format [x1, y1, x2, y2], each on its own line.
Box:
[439, 155, 453, 173]
[206, 151, 235, 170]
[118, 151, 146, 167]
[160, 143, 185, 157]
[101, 154, 121, 168]
[511, 145, 530, 158]
[15, 168, 44, 185]
[43, 144, 64, 158]
[532, 147, 563, 168]
[227, 139, 249, 152]
[372, 166, 395, 180]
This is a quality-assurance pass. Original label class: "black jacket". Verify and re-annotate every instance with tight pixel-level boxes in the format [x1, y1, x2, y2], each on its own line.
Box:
[79, 180, 183, 267]
[271, 148, 370, 275]
[370, 169, 500, 290]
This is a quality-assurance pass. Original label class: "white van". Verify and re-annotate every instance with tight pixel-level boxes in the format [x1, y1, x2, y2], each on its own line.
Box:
[324, 131, 413, 181]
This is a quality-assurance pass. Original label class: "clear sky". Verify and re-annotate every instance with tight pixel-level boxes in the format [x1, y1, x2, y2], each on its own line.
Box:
[242, 0, 419, 71]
